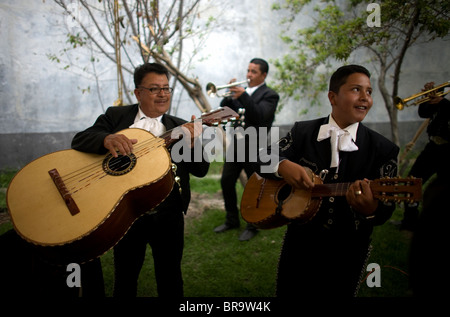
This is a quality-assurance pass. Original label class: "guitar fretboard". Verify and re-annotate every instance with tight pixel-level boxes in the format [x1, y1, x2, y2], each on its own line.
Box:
[311, 183, 352, 198]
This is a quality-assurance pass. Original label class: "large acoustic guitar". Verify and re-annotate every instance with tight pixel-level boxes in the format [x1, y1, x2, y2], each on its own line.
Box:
[241, 170, 422, 229]
[7, 107, 238, 264]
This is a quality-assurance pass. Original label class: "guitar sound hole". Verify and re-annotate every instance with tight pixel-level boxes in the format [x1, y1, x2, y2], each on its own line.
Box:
[277, 183, 292, 203]
[102, 153, 137, 176]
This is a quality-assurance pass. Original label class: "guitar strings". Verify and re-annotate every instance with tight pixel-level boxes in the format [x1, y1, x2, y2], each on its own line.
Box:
[65, 138, 166, 195]
[61, 124, 187, 195]
[254, 182, 352, 198]
[60, 137, 166, 196]
[62, 136, 164, 184]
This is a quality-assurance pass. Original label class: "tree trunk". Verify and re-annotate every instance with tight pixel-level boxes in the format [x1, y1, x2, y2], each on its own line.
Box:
[377, 61, 400, 146]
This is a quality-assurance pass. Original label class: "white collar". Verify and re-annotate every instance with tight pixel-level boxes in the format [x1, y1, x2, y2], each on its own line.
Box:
[246, 82, 264, 96]
[134, 106, 164, 123]
[328, 115, 359, 142]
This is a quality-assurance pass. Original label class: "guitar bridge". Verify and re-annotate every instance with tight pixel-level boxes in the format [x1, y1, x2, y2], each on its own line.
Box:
[49, 168, 80, 216]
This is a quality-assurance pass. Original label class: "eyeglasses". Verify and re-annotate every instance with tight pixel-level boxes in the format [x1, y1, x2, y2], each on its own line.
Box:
[139, 86, 173, 95]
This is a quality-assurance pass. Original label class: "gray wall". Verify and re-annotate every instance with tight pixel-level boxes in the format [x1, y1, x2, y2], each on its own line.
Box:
[0, 0, 446, 169]
[0, 121, 427, 170]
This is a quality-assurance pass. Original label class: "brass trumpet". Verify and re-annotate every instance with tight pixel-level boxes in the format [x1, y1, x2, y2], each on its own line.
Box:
[394, 81, 450, 110]
[206, 79, 249, 98]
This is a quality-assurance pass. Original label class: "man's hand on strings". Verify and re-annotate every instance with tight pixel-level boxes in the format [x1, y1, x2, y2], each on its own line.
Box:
[179, 115, 202, 148]
[104, 134, 138, 157]
[346, 179, 378, 216]
[277, 160, 315, 190]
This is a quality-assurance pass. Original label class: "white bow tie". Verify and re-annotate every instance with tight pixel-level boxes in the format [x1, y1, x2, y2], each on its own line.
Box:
[317, 124, 358, 168]
[129, 117, 165, 136]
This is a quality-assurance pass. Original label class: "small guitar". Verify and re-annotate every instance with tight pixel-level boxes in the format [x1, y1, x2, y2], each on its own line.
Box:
[240, 171, 422, 229]
[7, 107, 238, 264]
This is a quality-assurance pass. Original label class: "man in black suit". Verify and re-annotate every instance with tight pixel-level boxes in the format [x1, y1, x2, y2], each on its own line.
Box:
[260, 65, 399, 297]
[400, 82, 450, 231]
[71, 63, 209, 297]
[213, 58, 279, 241]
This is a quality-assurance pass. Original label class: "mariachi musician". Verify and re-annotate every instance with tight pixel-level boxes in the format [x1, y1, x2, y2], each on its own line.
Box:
[400, 81, 450, 230]
[257, 65, 399, 297]
[213, 58, 280, 241]
[72, 62, 209, 297]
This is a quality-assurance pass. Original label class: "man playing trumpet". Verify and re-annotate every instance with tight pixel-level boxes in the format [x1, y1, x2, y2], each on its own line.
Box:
[213, 58, 280, 241]
[401, 81, 450, 231]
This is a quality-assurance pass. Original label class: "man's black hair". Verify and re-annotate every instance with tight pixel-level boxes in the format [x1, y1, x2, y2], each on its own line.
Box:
[134, 63, 170, 88]
[329, 64, 371, 93]
[250, 58, 269, 74]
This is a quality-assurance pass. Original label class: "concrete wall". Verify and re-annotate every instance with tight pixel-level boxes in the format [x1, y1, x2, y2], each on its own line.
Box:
[0, 121, 428, 170]
[0, 0, 447, 169]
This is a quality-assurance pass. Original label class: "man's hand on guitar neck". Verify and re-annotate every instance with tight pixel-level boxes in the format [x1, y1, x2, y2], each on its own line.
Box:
[172, 115, 202, 148]
[346, 179, 378, 217]
[104, 134, 138, 158]
[277, 160, 315, 190]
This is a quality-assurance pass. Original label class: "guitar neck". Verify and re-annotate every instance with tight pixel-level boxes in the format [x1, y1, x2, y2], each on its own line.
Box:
[311, 183, 352, 198]
[158, 106, 239, 148]
[309, 177, 422, 204]
[160, 128, 184, 148]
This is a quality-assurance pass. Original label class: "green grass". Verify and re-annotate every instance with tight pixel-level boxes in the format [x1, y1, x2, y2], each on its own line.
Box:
[0, 160, 416, 297]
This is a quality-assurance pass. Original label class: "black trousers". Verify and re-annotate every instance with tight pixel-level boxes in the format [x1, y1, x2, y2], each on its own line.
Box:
[113, 210, 185, 297]
[277, 224, 370, 297]
[0, 229, 104, 297]
[409, 176, 449, 296]
[220, 160, 256, 228]
[404, 141, 450, 225]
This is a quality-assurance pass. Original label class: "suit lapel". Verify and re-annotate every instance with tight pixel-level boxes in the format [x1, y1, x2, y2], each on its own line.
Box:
[314, 117, 332, 170]
[162, 114, 176, 130]
[112, 104, 139, 132]
[250, 84, 267, 102]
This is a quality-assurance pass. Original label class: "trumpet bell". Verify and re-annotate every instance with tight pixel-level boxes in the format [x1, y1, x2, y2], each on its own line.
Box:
[206, 82, 217, 97]
[394, 96, 405, 110]
[206, 79, 249, 98]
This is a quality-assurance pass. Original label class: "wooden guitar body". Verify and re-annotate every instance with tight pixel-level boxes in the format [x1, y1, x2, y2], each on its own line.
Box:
[240, 172, 322, 229]
[7, 128, 173, 264]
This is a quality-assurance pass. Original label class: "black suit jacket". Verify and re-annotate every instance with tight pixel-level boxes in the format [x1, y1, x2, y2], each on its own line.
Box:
[71, 104, 210, 214]
[220, 83, 279, 129]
